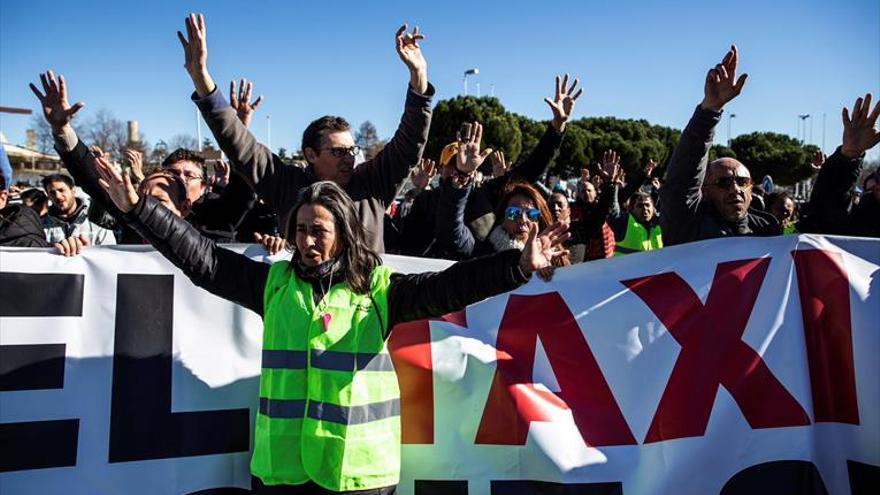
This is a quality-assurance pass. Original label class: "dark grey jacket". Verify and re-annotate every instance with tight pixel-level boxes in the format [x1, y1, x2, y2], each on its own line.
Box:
[194, 84, 435, 253]
[659, 105, 780, 245]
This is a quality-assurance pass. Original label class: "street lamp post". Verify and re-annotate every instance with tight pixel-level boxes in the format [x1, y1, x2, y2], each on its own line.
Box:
[196, 106, 203, 151]
[798, 114, 810, 144]
[809, 115, 814, 145]
[727, 113, 737, 146]
[463, 68, 479, 96]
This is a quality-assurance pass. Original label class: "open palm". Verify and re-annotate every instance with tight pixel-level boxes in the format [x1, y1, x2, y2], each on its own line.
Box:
[520, 222, 570, 275]
[29, 71, 84, 132]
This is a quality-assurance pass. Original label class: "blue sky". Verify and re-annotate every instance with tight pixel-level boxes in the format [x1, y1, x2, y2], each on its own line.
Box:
[2, 0, 879, 161]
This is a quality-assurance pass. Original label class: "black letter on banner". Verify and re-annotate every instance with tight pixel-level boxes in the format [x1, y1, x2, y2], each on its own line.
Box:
[415, 480, 469, 495]
[0, 272, 84, 472]
[0, 420, 80, 472]
[108, 274, 249, 462]
[0, 272, 84, 317]
[720, 460, 828, 495]
[0, 344, 66, 391]
[848, 460, 880, 495]
[491, 480, 623, 494]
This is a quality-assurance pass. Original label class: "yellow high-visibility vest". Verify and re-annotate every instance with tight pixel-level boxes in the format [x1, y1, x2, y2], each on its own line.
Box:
[614, 214, 663, 256]
[252, 262, 399, 492]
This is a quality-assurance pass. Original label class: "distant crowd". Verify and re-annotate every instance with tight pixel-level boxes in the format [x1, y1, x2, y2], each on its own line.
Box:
[1, 31, 878, 270]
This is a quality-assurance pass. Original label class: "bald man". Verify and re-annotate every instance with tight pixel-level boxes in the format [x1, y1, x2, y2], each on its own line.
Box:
[660, 46, 781, 245]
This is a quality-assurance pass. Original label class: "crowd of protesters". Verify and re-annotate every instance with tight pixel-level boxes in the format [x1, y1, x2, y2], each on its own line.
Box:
[1, 43, 876, 260]
[1, 13, 879, 495]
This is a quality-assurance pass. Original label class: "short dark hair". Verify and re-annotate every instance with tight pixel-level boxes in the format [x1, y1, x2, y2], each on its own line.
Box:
[301, 116, 350, 158]
[629, 191, 653, 204]
[21, 188, 48, 211]
[766, 191, 793, 210]
[161, 148, 207, 178]
[41, 173, 75, 190]
[138, 171, 188, 206]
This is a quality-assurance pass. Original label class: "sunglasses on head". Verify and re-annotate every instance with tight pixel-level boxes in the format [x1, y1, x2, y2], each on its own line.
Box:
[505, 206, 541, 222]
[710, 176, 753, 189]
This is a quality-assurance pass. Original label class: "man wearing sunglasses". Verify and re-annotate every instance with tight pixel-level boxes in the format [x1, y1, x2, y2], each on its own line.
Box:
[179, 14, 434, 253]
[660, 45, 781, 245]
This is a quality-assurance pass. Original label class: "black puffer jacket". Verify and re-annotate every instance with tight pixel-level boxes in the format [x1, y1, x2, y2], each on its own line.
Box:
[122, 196, 530, 331]
[801, 148, 879, 238]
[0, 204, 48, 247]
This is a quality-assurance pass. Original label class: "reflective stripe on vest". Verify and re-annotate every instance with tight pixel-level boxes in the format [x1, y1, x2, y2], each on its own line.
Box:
[259, 397, 400, 425]
[614, 214, 663, 256]
[252, 262, 399, 492]
[262, 349, 395, 372]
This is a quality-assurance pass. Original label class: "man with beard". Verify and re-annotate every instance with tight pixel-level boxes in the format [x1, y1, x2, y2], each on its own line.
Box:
[41, 174, 116, 246]
[660, 45, 781, 245]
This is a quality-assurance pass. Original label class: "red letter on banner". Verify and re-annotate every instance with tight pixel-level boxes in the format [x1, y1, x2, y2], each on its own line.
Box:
[791, 250, 859, 424]
[622, 258, 810, 443]
[475, 293, 636, 446]
[389, 310, 467, 444]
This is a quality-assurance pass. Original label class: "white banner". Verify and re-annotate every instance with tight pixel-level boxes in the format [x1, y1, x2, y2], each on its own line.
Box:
[1, 234, 878, 494]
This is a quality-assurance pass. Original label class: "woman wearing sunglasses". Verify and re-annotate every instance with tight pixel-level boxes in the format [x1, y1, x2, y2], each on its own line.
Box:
[436, 172, 570, 280]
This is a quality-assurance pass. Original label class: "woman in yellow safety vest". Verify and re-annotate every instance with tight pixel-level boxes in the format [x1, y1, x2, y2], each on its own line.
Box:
[95, 161, 569, 495]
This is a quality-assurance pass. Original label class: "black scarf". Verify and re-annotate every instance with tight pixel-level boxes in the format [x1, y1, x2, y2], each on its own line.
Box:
[292, 257, 347, 305]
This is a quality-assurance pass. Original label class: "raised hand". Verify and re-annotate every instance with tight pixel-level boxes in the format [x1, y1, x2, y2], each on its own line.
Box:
[841, 93, 880, 159]
[519, 222, 570, 276]
[810, 150, 827, 171]
[544, 74, 583, 132]
[177, 13, 215, 97]
[90, 145, 106, 158]
[598, 149, 621, 182]
[254, 232, 286, 256]
[456, 122, 493, 173]
[410, 158, 436, 190]
[95, 155, 140, 213]
[54, 234, 90, 257]
[613, 165, 627, 186]
[701, 45, 748, 112]
[490, 150, 510, 177]
[29, 71, 85, 133]
[124, 149, 145, 183]
[644, 158, 657, 177]
[210, 160, 231, 189]
[230, 79, 264, 128]
[395, 24, 428, 94]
